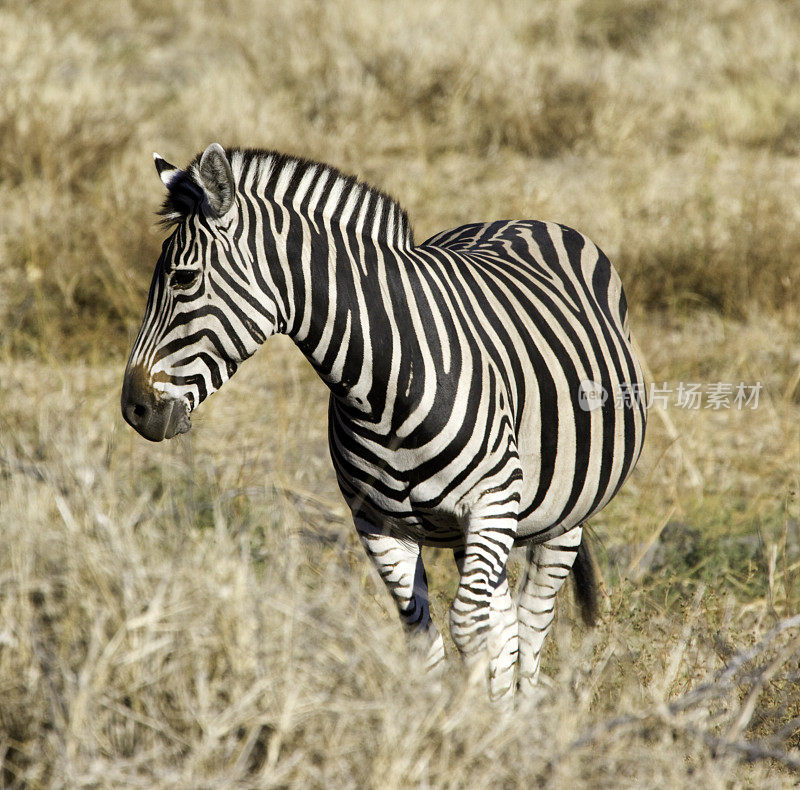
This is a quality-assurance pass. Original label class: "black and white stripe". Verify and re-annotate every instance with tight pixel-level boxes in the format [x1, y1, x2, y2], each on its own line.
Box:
[122, 144, 646, 702]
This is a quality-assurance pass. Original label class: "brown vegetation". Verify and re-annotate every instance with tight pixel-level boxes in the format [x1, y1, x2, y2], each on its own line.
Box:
[1, 0, 799, 786]
[2, 0, 800, 356]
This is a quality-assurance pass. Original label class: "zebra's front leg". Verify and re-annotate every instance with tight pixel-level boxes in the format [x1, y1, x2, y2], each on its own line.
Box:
[355, 519, 445, 674]
[517, 524, 583, 695]
[451, 513, 518, 703]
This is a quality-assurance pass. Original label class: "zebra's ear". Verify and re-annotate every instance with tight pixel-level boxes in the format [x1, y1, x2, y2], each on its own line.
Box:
[197, 143, 235, 217]
[153, 153, 183, 189]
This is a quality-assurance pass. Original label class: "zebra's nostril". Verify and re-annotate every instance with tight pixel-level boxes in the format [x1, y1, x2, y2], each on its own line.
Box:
[132, 403, 148, 419]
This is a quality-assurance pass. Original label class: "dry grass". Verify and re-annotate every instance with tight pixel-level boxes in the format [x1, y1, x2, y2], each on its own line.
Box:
[1, 312, 799, 787]
[2, 0, 800, 786]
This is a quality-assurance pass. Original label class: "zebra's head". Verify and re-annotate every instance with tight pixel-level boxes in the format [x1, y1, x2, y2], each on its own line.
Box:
[121, 144, 282, 441]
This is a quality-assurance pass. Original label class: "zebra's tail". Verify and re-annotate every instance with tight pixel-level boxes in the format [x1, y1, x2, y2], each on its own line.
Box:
[572, 534, 600, 627]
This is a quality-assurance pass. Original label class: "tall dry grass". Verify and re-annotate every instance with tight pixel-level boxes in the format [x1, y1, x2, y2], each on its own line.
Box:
[2, 0, 800, 786]
[1, 314, 799, 786]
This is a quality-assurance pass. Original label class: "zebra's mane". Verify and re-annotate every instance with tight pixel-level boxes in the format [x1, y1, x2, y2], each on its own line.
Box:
[159, 147, 414, 248]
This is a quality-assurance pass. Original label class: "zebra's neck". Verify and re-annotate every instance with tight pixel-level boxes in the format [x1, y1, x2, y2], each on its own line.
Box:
[232, 149, 416, 417]
[291, 230, 413, 420]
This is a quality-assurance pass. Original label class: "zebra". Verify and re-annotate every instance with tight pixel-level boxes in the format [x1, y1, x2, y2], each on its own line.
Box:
[121, 143, 647, 702]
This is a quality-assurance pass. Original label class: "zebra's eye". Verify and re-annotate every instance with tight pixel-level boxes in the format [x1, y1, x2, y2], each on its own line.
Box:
[170, 268, 200, 290]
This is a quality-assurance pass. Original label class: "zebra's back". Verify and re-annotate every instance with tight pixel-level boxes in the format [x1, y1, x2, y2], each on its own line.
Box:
[422, 220, 646, 543]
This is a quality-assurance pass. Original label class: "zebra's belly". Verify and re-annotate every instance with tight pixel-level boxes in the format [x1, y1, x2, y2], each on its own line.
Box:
[350, 494, 465, 546]
[353, 495, 590, 548]
[342, 456, 622, 547]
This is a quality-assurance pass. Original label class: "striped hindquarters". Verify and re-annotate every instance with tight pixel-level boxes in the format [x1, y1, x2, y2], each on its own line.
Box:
[420, 220, 646, 542]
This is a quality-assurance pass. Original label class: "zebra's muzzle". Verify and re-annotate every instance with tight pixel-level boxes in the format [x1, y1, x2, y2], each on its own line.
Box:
[121, 365, 191, 442]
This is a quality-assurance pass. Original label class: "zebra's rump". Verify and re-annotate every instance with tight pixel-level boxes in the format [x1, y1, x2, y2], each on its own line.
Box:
[421, 219, 646, 541]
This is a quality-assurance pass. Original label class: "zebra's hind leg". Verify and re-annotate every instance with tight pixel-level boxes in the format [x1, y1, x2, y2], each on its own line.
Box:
[355, 520, 445, 673]
[517, 524, 583, 696]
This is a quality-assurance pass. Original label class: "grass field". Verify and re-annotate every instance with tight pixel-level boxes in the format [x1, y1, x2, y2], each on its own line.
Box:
[1, 0, 799, 786]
